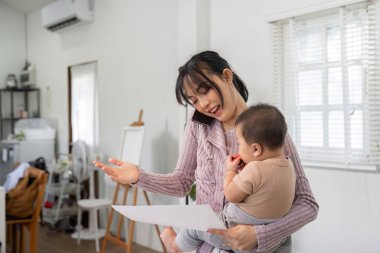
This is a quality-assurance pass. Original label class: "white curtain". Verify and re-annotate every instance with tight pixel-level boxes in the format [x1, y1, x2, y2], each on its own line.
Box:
[70, 62, 98, 147]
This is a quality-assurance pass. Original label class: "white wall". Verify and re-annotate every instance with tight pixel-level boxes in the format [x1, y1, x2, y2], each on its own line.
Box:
[27, 0, 180, 250]
[28, 0, 180, 158]
[209, 0, 380, 252]
[0, 2, 25, 88]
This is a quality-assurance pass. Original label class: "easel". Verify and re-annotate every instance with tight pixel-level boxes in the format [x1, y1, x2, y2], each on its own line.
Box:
[101, 110, 166, 253]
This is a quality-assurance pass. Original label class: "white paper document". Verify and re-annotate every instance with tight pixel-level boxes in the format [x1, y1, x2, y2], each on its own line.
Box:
[112, 204, 226, 231]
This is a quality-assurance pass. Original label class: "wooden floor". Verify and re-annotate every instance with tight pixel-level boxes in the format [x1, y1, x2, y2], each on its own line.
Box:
[6, 224, 161, 253]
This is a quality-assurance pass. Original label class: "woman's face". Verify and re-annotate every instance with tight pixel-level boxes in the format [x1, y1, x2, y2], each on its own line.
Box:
[184, 70, 239, 123]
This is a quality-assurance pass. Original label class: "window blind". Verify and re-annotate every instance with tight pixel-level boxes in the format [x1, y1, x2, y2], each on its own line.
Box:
[273, 1, 380, 171]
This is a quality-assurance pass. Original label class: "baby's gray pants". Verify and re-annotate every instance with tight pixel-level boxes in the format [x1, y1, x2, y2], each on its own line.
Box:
[175, 203, 278, 253]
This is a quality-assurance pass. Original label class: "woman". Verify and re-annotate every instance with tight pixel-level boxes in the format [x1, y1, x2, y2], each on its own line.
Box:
[94, 51, 319, 252]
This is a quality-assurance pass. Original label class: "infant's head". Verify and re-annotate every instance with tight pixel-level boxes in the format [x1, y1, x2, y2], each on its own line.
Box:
[235, 103, 287, 162]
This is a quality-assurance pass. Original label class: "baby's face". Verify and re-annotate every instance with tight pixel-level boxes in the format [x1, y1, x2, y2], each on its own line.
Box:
[236, 125, 258, 163]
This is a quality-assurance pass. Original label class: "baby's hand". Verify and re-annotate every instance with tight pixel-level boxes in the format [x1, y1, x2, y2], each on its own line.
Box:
[229, 154, 246, 172]
[226, 154, 242, 172]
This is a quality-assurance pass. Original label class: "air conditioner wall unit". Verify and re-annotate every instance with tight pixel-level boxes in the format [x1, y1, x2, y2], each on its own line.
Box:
[41, 0, 94, 32]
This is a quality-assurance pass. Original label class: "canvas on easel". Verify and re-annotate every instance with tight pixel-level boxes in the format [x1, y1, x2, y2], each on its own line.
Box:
[101, 110, 166, 253]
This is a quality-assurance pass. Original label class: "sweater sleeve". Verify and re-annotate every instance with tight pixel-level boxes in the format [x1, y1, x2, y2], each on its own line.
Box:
[135, 121, 197, 197]
[254, 134, 319, 252]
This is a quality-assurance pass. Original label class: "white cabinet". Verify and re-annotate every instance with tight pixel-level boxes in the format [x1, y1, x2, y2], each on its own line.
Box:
[1, 139, 55, 164]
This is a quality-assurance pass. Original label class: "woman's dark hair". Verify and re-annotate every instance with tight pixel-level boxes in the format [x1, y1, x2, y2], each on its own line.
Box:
[235, 103, 287, 150]
[175, 51, 249, 107]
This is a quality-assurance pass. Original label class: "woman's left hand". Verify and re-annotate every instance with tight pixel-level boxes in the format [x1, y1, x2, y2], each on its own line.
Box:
[208, 224, 257, 251]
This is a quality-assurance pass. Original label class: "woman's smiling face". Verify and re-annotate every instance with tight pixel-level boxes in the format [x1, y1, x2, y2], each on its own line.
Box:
[183, 70, 240, 124]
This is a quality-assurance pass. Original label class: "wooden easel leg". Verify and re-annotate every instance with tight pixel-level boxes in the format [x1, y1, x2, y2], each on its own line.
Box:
[117, 185, 130, 240]
[100, 184, 167, 253]
[101, 183, 121, 253]
[142, 190, 167, 253]
[101, 183, 131, 252]
[100, 205, 113, 253]
[126, 187, 138, 253]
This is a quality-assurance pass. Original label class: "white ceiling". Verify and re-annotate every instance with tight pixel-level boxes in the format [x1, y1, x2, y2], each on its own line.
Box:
[1, 0, 54, 13]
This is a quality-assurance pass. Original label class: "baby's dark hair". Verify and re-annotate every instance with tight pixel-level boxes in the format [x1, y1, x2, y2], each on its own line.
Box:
[175, 51, 249, 106]
[235, 104, 287, 150]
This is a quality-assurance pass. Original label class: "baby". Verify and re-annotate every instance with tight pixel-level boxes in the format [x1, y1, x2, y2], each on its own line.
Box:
[161, 103, 296, 253]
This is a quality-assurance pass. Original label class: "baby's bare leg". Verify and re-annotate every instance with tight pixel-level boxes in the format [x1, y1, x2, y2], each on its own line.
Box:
[160, 227, 182, 253]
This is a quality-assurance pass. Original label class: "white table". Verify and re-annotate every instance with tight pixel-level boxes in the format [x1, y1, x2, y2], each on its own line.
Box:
[0, 186, 5, 253]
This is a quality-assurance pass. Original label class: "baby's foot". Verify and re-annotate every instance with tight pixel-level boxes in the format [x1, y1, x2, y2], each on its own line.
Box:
[160, 227, 182, 253]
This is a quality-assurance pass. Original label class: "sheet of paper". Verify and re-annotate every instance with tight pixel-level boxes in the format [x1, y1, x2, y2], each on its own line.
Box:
[112, 204, 226, 231]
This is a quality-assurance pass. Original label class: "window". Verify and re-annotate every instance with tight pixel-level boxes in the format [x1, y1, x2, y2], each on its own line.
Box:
[69, 62, 98, 147]
[273, 2, 380, 171]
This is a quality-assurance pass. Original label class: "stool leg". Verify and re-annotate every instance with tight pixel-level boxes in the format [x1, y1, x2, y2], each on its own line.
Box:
[76, 207, 82, 244]
[94, 209, 99, 252]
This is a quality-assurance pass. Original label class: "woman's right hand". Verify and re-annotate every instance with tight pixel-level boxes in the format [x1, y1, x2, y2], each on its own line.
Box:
[208, 224, 257, 251]
[93, 157, 140, 185]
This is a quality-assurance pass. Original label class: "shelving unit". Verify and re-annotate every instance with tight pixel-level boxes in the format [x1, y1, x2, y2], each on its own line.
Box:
[0, 88, 40, 139]
[43, 158, 78, 227]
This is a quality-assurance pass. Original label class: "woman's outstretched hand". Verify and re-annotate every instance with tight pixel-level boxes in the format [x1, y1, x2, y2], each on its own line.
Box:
[93, 157, 140, 185]
[208, 224, 257, 251]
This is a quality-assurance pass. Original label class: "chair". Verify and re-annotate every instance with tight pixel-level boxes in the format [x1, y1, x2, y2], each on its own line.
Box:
[6, 167, 48, 253]
[74, 169, 113, 252]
